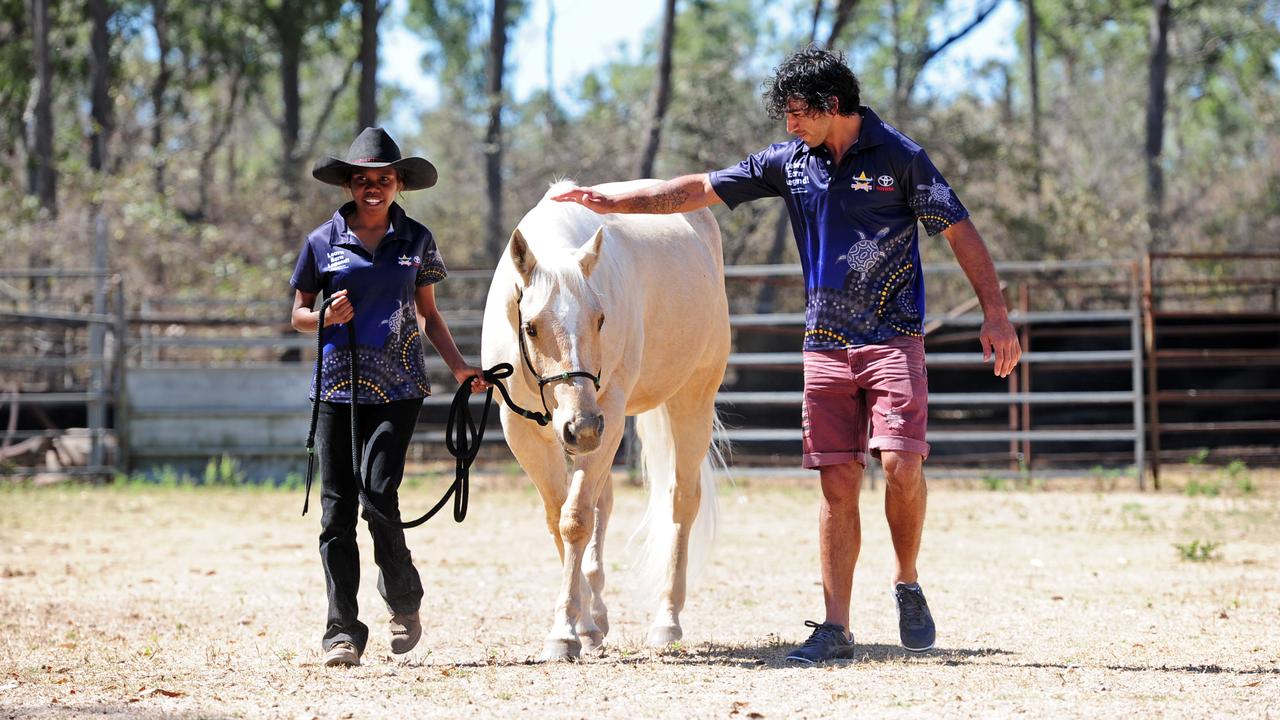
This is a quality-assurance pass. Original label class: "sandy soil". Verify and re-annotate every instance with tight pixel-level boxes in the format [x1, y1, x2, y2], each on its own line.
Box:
[1, 473, 1277, 719]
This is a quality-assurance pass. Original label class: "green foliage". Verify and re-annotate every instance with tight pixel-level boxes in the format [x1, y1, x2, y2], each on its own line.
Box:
[406, 0, 532, 111]
[1183, 457, 1255, 497]
[981, 474, 1007, 492]
[203, 455, 246, 486]
[1183, 477, 1221, 498]
[1173, 539, 1220, 562]
[1224, 459, 1254, 495]
[4, 0, 1280, 299]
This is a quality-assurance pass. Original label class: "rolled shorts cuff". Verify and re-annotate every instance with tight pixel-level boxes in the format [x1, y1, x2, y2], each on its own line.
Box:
[868, 436, 931, 459]
[802, 450, 867, 470]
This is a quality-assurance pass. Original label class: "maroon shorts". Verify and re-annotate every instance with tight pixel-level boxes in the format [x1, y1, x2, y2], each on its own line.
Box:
[801, 336, 930, 469]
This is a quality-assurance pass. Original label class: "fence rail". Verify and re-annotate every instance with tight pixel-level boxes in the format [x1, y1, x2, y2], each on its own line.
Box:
[6, 254, 1277, 486]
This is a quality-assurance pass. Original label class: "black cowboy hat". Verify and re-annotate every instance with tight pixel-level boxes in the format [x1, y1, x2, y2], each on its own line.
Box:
[312, 127, 437, 190]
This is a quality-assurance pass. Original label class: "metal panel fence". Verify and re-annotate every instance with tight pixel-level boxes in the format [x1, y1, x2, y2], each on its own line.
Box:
[112, 259, 1149, 483]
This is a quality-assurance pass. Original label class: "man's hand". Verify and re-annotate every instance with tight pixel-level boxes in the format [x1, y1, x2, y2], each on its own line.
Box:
[551, 186, 615, 214]
[980, 317, 1021, 378]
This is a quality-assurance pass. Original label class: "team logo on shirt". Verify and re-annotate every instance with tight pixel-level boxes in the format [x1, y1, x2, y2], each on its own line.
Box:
[326, 250, 350, 271]
[785, 158, 809, 194]
[397, 255, 422, 268]
[851, 171, 874, 192]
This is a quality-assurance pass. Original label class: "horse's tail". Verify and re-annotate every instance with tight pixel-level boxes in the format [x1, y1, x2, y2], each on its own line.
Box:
[628, 404, 727, 597]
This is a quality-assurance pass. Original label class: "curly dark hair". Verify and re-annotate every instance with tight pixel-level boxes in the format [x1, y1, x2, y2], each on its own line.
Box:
[762, 46, 861, 120]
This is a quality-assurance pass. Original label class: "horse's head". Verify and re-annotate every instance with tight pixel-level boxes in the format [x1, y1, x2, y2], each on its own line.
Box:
[507, 225, 608, 455]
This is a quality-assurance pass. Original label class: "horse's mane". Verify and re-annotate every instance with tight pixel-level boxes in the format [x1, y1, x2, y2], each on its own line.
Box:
[510, 180, 622, 303]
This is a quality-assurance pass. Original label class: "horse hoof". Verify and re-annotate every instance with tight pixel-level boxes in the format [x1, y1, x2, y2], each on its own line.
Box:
[580, 630, 606, 655]
[592, 610, 610, 637]
[540, 638, 581, 662]
[646, 624, 682, 647]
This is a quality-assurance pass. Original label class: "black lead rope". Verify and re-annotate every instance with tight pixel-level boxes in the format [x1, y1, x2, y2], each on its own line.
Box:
[302, 295, 552, 529]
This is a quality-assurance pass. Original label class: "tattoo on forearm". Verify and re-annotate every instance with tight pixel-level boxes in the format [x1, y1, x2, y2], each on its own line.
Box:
[628, 188, 690, 214]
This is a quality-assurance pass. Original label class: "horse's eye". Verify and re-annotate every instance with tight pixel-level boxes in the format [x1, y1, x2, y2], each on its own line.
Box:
[524, 322, 537, 338]
[597, 315, 605, 331]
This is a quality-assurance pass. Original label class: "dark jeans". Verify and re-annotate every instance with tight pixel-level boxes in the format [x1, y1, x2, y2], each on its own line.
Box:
[316, 397, 424, 653]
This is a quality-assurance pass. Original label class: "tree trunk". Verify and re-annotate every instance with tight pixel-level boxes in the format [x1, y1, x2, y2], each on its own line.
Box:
[892, 0, 999, 121]
[544, 0, 561, 135]
[198, 69, 246, 220]
[1025, 0, 1042, 199]
[358, 0, 380, 130]
[826, 0, 858, 48]
[88, 0, 114, 174]
[809, 0, 824, 43]
[26, 0, 55, 216]
[484, 0, 510, 261]
[635, 0, 677, 179]
[1145, 0, 1172, 250]
[280, 24, 303, 243]
[151, 0, 171, 196]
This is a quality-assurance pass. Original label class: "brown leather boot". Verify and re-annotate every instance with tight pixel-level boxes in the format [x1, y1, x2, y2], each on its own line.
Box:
[389, 612, 421, 654]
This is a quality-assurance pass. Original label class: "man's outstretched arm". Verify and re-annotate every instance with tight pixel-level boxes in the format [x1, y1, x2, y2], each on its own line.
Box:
[551, 173, 722, 215]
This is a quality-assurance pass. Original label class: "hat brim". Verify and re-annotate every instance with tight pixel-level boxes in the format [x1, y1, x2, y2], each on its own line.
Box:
[312, 156, 438, 191]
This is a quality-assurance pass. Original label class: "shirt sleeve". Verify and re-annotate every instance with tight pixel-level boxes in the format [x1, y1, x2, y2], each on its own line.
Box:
[905, 150, 969, 236]
[415, 230, 448, 287]
[289, 237, 321, 293]
[708, 146, 786, 210]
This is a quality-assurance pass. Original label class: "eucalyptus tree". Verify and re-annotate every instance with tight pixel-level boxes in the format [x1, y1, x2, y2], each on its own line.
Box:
[634, 0, 677, 179]
[258, 0, 354, 242]
[26, 0, 55, 215]
[358, 0, 386, 130]
[88, 0, 114, 174]
[408, 0, 529, 261]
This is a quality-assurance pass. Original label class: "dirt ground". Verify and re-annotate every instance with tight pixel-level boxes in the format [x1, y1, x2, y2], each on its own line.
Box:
[1, 470, 1278, 719]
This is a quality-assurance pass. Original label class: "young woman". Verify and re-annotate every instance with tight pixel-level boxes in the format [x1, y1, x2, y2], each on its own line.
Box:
[290, 127, 488, 667]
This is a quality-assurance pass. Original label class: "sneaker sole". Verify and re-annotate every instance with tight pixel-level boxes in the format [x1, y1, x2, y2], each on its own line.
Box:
[902, 642, 935, 653]
[784, 648, 857, 664]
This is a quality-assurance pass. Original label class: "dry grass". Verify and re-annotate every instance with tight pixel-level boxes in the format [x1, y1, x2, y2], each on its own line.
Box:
[1, 471, 1278, 719]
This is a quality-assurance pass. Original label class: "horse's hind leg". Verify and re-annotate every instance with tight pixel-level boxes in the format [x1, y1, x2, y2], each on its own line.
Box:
[647, 390, 717, 646]
[577, 478, 613, 653]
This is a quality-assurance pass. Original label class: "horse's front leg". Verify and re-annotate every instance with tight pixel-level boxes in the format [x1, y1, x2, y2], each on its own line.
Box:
[543, 408, 624, 662]
[578, 478, 613, 653]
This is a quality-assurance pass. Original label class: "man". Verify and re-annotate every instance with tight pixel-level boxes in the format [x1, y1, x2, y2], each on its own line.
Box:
[553, 46, 1021, 664]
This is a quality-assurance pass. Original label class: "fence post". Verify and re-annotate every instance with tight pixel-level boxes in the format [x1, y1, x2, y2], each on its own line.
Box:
[113, 277, 130, 475]
[88, 210, 109, 480]
[1141, 254, 1160, 490]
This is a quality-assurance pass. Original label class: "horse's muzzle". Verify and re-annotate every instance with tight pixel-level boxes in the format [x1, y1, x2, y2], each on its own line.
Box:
[562, 412, 605, 453]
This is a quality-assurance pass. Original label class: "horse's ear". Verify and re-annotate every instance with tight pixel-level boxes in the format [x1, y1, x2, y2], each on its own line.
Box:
[510, 228, 536, 285]
[579, 226, 604, 278]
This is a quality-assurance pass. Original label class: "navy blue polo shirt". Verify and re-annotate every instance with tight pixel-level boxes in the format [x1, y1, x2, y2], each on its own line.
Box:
[710, 106, 969, 350]
[290, 201, 448, 403]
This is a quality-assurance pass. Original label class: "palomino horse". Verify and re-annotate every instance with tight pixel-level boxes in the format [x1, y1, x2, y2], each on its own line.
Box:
[480, 180, 730, 661]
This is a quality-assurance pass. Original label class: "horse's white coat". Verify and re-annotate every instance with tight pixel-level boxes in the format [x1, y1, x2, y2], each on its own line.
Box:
[481, 180, 731, 660]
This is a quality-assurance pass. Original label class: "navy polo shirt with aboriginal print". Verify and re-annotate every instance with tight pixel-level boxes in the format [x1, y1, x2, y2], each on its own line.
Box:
[290, 201, 447, 404]
[709, 106, 969, 351]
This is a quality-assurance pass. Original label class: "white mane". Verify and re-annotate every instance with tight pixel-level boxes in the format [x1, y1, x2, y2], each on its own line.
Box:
[510, 180, 622, 302]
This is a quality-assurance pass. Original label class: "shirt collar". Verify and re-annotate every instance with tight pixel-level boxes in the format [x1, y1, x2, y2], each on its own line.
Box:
[330, 201, 405, 248]
[852, 106, 887, 153]
[797, 106, 887, 163]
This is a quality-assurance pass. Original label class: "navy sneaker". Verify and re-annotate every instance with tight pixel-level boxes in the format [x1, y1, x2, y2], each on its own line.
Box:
[894, 582, 936, 652]
[784, 621, 856, 664]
